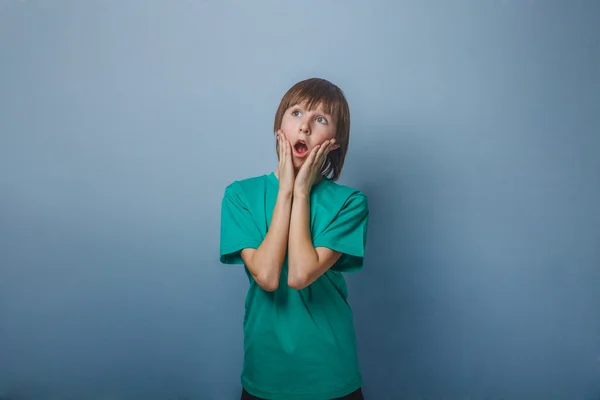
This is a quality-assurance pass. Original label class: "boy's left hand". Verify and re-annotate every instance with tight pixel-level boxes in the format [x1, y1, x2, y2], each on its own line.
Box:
[294, 139, 336, 197]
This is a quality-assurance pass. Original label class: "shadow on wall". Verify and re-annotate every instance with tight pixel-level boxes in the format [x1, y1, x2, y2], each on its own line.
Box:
[0, 376, 214, 400]
[348, 132, 439, 399]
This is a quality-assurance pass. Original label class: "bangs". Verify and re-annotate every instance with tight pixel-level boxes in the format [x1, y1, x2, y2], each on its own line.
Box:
[282, 79, 345, 116]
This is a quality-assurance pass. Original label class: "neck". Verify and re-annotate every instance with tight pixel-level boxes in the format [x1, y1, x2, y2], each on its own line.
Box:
[273, 169, 325, 184]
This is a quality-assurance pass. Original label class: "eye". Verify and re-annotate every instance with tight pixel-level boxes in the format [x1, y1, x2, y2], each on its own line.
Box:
[291, 110, 302, 117]
[315, 116, 328, 124]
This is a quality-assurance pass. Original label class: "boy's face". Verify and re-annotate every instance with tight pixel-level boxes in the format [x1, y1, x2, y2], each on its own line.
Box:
[279, 101, 340, 170]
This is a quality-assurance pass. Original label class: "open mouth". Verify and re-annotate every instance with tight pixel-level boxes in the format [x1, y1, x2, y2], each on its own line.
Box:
[293, 140, 309, 157]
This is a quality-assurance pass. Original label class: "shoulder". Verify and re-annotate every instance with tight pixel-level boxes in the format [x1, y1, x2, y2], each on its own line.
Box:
[224, 174, 269, 197]
[324, 180, 368, 207]
[317, 180, 369, 218]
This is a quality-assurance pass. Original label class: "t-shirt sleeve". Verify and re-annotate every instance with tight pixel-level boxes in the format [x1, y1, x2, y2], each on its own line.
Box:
[219, 183, 263, 265]
[312, 193, 369, 273]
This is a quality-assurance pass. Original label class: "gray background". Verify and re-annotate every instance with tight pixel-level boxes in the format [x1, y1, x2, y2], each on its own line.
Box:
[1, 1, 599, 399]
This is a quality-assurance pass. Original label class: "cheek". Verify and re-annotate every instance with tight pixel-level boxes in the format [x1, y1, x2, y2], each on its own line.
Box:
[314, 128, 337, 143]
[280, 116, 295, 130]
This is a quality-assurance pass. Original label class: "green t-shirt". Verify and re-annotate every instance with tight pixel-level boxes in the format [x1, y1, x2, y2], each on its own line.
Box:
[219, 172, 369, 400]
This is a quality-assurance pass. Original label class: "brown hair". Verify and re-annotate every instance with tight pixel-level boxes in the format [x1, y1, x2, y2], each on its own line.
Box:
[273, 78, 350, 181]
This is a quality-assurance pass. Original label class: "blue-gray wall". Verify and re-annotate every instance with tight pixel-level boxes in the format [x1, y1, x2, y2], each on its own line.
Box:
[1, 1, 599, 399]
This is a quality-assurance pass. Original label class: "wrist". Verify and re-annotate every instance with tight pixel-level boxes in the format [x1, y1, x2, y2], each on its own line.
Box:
[277, 188, 293, 200]
[293, 189, 310, 200]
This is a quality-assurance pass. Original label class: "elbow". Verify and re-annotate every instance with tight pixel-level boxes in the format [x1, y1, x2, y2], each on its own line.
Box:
[287, 269, 310, 290]
[260, 280, 279, 292]
[255, 274, 279, 292]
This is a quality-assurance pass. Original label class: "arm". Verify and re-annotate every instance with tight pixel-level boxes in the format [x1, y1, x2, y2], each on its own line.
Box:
[240, 131, 296, 292]
[287, 191, 342, 290]
[241, 190, 292, 292]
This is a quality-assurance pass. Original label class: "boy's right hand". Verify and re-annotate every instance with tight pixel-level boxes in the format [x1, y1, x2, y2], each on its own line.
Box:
[277, 130, 295, 195]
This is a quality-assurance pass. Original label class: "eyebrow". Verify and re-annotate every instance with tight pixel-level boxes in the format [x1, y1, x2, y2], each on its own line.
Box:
[292, 104, 332, 117]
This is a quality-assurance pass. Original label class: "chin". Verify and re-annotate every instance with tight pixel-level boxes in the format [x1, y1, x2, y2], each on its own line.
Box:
[293, 159, 305, 169]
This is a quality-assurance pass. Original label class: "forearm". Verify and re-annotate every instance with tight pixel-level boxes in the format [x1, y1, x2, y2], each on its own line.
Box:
[245, 190, 292, 291]
[287, 192, 320, 287]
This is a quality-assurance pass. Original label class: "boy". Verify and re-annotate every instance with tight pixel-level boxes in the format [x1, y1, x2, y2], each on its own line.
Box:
[220, 78, 368, 400]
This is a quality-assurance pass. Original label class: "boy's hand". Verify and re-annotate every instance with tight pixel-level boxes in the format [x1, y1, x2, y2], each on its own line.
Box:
[294, 139, 335, 197]
[276, 130, 295, 195]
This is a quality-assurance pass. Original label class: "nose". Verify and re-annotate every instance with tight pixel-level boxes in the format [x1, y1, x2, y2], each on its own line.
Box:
[299, 117, 310, 135]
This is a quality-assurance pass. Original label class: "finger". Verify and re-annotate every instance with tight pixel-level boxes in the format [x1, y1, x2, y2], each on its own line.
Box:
[317, 140, 334, 169]
[277, 129, 284, 154]
[321, 140, 332, 155]
[328, 139, 336, 152]
[324, 139, 335, 158]
[278, 134, 283, 161]
[305, 145, 323, 168]
[285, 138, 293, 163]
[309, 144, 321, 163]
[282, 136, 287, 162]
[326, 139, 335, 154]
[329, 138, 339, 151]
[315, 140, 330, 163]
